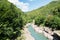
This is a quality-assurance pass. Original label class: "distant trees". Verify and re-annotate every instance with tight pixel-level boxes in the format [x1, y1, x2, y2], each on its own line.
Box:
[44, 15, 60, 30]
[44, 6, 60, 30]
[35, 15, 46, 26]
[52, 7, 60, 17]
[27, 1, 60, 30]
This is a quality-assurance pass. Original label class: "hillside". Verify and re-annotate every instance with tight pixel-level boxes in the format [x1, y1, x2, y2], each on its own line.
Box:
[0, 0, 26, 40]
[27, 1, 60, 16]
[26, 1, 60, 29]
[0, 0, 60, 40]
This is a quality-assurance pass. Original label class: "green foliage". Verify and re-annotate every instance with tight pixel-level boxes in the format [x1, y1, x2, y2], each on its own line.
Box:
[35, 15, 46, 26]
[0, 0, 60, 40]
[0, 0, 24, 40]
[27, 1, 60, 30]
[44, 15, 60, 29]
[51, 6, 60, 17]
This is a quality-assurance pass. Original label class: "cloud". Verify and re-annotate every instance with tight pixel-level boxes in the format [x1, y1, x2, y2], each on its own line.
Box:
[8, 0, 29, 12]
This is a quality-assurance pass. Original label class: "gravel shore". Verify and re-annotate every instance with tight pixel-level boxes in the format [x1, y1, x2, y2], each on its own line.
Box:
[23, 23, 54, 40]
[23, 27, 35, 40]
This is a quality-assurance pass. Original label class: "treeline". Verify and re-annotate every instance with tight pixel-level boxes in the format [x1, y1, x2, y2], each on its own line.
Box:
[0, 0, 27, 40]
[27, 1, 60, 30]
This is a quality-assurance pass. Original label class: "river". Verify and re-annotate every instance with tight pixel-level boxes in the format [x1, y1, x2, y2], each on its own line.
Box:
[28, 25, 49, 40]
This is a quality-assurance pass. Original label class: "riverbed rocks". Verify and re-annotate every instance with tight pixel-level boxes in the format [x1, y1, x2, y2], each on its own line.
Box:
[53, 30, 60, 40]
[23, 27, 35, 40]
[31, 24, 54, 40]
[24, 23, 60, 40]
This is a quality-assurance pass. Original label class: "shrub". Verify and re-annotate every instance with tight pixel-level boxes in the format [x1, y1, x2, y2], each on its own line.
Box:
[35, 15, 46, 26]
[44, 15, 60, 30]
[0, 0, 23, 40]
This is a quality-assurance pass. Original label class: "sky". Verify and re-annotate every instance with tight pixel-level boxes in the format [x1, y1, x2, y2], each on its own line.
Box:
[8, 0, 53, 12]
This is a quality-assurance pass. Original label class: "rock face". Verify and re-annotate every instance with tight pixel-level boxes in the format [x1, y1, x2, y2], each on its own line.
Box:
[52, 33, 60, 40]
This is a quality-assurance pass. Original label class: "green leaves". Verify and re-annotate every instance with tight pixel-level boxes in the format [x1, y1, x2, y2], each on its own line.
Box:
[35, 15, 46, 26]
[27, 1, 60, 30]
[44, 15, 60, 29]
[0, 0, 24, 40]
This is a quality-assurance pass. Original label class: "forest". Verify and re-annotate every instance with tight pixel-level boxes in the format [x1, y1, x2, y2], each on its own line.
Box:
[0, 0, 27, 40]
[0, 0, 60, 40]
[27, 1, 60, 30]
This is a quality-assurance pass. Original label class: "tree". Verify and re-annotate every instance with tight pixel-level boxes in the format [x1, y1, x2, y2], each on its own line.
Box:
[0, 0, 24, 40]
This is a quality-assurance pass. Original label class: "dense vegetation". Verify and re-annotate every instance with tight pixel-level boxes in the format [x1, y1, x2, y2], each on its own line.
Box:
[0, 0, 26, 40]
[0, 0, 60, 40]
[27, 1, 60, 30]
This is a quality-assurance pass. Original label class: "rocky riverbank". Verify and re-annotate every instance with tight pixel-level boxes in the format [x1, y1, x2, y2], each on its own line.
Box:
[23, 25, 35, 40]
[23, 23, 60, 40]
[31, 24, 54, 40]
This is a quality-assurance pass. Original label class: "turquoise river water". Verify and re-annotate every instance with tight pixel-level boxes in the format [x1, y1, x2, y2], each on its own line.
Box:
[28, 25, 49, 40]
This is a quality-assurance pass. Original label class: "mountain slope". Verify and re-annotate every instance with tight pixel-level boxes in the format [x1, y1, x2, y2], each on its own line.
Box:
[27, 1, 60, 16]
[26, 1, 60, 29]
[0, 0, 25, 40]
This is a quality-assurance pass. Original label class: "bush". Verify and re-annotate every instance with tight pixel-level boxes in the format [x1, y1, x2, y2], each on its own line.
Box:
[0, 0, 23, 40]
[44, 15, 60, 30]
[35, 15, 46, 26]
